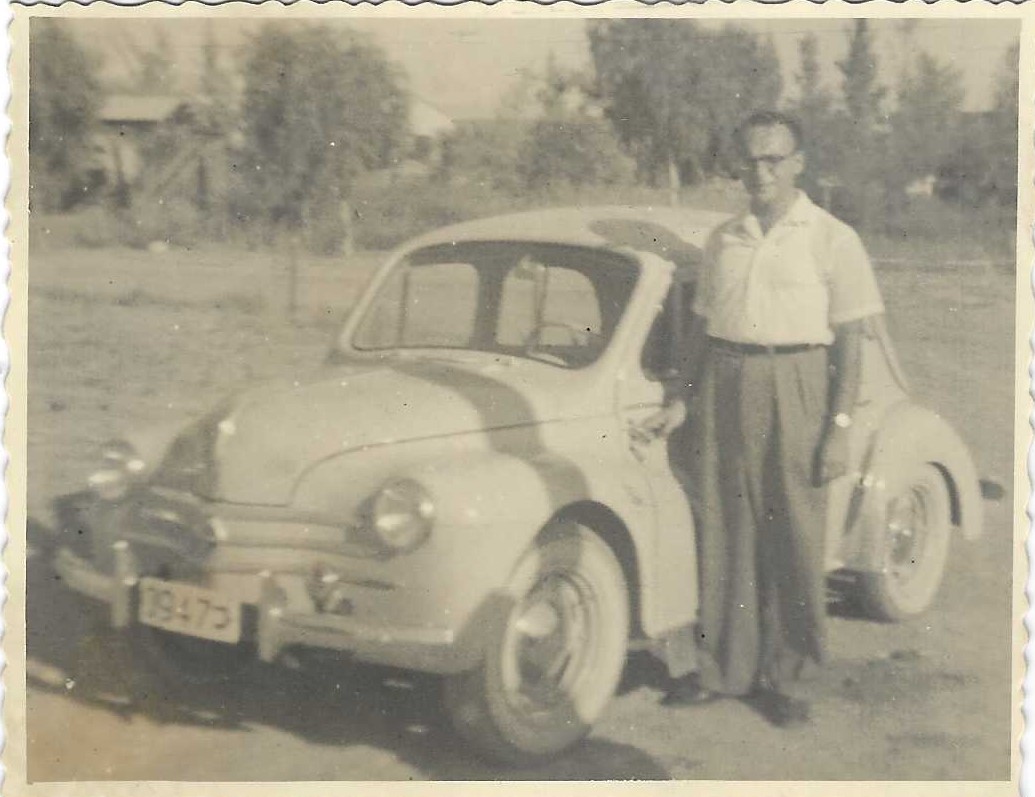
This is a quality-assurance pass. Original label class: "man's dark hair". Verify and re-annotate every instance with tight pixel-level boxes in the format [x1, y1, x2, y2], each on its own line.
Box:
[734, 110, 804, 153]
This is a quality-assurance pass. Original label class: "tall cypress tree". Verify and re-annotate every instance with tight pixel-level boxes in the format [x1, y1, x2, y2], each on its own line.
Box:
[29, 21, 103, 210]
[835, 20, 888, 229]
[793, 33, 838, 203]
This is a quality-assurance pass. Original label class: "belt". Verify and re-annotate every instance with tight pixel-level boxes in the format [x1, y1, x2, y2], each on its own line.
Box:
[707, 337, 826, 355]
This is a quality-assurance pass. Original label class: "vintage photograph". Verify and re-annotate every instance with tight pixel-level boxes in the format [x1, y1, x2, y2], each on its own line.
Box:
[15, 6, 1024, 787]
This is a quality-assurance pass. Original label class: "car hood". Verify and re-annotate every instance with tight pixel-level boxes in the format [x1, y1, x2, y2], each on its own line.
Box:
[196, 356, 598, 505]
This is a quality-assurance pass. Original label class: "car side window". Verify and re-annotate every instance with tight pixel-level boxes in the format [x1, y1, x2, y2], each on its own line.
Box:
[348, 242, 638, 367]
[354, 261, 479, 349]
[543, 267, 603, 340]
[496, 263, 602, 350]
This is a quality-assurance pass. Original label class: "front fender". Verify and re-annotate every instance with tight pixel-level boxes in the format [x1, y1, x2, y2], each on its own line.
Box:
[293, 418, 668, 639]
[398, 433, 661, 635]
[839, 401, 982, 573]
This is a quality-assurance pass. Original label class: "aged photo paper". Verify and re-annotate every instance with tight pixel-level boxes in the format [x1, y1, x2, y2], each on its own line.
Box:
[5, 1, 1032, 795]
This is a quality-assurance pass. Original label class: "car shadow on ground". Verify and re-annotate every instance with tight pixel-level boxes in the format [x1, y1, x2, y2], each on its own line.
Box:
[26, 529, 671, 781]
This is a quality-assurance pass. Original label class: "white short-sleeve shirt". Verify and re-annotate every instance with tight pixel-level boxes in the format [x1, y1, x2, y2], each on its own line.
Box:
[692, 191, 885, 346]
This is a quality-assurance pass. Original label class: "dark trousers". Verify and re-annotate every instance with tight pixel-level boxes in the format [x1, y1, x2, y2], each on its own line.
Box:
[689, 344, 829, 696]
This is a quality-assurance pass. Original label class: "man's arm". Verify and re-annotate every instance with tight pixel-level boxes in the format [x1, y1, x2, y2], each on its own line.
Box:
[819, 218, 886, 484]
[816, 317, 866, 484]
[643, 310, 708, 438]
[681, 310, 709, 395]
[829, 318, 864, 418]
[640, 227, 718, 441]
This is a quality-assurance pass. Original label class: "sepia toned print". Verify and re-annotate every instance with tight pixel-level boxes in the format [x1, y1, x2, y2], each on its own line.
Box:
[7, 3, 1030, 793]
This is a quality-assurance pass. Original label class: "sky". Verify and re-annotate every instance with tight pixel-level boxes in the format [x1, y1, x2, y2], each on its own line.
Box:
[59, 17, 1019, 119]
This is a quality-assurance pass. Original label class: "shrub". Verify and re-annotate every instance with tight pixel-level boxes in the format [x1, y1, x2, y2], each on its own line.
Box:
[29, 21, 103, 212]
[436, 119, 527, 192]
[28, 207, 120, 250]
[352, 176, 519, 250]
[69, 205, 122, 249]
[236, 25, 408, 233]
[867, 195, 1015, 263]
[120, 198, 204, 250]
[518, 117, 635, 191]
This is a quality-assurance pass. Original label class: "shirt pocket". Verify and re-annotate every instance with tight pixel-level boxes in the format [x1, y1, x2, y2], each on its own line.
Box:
[767, 254, 822, 288]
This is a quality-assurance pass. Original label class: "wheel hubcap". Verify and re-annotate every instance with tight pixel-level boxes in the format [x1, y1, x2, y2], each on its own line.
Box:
[502, 572, 594, 714]
[886, 485, 931, 586]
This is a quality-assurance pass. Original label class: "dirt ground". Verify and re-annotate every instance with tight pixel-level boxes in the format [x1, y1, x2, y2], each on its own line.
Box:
[24, 244, 1018, 781]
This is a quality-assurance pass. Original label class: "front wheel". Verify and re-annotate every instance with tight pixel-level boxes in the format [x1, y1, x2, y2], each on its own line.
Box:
[443, 523, 629, 765]
[860, 464, 953, 621]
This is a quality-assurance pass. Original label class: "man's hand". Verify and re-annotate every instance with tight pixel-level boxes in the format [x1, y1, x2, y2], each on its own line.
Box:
[629, 400, 687, 462]
[820, 318, 865, 485]
[815, 425, 850, 485]
[638, 400, 687, 440]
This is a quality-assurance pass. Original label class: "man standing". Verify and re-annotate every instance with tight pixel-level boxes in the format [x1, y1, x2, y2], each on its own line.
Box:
[649, 111, 885, 726]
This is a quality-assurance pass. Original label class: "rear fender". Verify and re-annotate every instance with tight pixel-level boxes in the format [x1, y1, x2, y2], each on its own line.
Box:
[839, 402, 981, 573]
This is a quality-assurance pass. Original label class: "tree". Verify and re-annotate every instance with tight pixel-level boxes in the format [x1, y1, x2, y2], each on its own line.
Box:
[518, 117, 633, 192]
[796, 34, 830, 121]
[889, 52, 964, 189]
[588, 20, 781, 203]
[135, 29, 178, 95]
[515, 59, 634, 191]
[497, 65, 549, 121]
[792, 33, 839, 202]
[833, 19, 888, 229]
[436, 119, 527, 192]
[236, 24, 409, 251]
[29, 21, 104, 211]
[838, 19, 886, 133]
[197, 23, 236, 136]
[126, 30, 190, 180]
[986, 42, 1020, 205]
[992, 42, 1020, 131]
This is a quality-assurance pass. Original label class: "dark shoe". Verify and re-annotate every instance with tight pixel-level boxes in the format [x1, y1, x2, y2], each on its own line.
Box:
[660, 675, 722, 707]
[752, 688, 811, 728]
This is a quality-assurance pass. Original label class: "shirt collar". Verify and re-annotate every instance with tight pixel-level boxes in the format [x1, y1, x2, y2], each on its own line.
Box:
[735, 190, 815, 239]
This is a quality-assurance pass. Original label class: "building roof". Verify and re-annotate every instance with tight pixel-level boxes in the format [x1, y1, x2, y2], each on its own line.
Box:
[410, 99, 454, 138]
[99, 95, 190, 124]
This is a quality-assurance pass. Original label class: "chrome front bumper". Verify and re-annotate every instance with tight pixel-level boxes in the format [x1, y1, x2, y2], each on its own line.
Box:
[53, 545, 480, 674]
[55, 542, 140, 628]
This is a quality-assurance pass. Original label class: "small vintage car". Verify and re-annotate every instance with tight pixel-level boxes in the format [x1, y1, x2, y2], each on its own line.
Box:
[50, 207, 982, 763]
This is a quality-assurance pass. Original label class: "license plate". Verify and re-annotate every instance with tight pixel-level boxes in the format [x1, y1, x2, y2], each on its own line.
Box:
[138, 577, 242, 644]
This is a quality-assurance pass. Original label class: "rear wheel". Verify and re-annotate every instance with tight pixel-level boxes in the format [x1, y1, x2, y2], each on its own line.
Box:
[443, 522, 629, 765]
[860, 464, 952, 621]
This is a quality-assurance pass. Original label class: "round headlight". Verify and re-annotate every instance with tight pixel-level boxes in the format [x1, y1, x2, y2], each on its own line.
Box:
[371, 479, 435, 553]
[87, 441, 145, 501]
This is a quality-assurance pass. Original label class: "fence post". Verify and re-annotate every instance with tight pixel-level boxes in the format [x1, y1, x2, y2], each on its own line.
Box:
[287, 232, 300, 324]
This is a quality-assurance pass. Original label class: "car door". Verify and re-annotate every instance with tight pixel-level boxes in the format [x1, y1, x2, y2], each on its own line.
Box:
[615, 279, 699, 636]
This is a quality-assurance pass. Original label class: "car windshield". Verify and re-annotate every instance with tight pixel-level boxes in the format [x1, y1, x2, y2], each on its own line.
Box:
[350, 241, 640, 369]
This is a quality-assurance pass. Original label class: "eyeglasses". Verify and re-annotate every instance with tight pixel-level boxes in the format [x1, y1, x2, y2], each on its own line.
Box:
[738, 151, 798, 173]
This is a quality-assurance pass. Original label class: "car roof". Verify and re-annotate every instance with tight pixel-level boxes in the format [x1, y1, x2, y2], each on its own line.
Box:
[407, 205, 732, 275]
